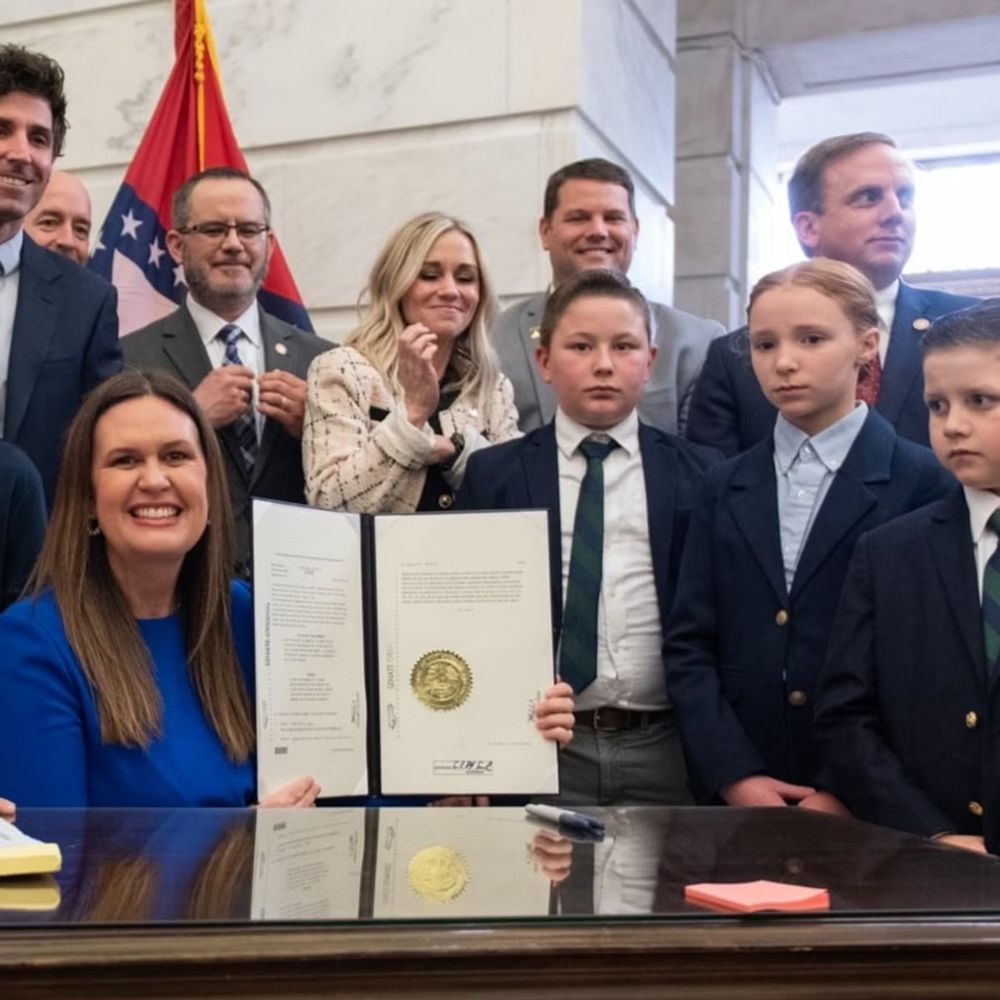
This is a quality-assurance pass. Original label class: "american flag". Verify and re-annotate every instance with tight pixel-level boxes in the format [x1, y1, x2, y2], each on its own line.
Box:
[88, 0, 312, 335]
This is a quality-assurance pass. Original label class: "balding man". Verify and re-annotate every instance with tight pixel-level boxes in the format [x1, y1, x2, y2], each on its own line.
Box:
[686, 132, 980, 454]
[24, 170, 91, 266]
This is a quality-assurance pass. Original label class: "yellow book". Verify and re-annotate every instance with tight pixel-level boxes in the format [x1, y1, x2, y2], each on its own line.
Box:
[0, 875, 60, 911]
[0, 819, 62, 878]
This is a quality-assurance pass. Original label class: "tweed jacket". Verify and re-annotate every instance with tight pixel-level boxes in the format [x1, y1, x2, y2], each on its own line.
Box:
[304, 345, 519, 512]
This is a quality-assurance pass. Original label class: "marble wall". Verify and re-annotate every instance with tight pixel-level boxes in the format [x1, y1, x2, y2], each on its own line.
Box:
[2, 0, 678, 342]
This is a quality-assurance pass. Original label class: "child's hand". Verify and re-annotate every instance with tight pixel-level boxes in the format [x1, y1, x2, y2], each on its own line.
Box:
[934, 833, 987, 854]
[534, 681, 575, 745]
[720, 774, 815, 807]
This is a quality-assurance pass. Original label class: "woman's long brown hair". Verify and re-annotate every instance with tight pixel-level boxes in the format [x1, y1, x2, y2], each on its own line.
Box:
[29, 369, 253, 761]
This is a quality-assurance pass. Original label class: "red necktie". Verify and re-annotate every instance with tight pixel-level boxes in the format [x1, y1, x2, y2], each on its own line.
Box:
[857, 351, 881, 407]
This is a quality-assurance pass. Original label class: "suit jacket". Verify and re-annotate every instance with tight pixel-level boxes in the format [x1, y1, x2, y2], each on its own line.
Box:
[664, 410, 954, 800]
[456, 421, 718, 651]
[490, 293, 724, 436]
[685, 282, 980, 456]
[0, 441, 45, 610]
[5, 235, 121, 504]
[813, 488, 1000, 849]
[121, 303, 328, 571]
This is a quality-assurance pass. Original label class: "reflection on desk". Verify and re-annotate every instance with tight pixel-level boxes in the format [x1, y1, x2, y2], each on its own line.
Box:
[3, 805, 1000, 927]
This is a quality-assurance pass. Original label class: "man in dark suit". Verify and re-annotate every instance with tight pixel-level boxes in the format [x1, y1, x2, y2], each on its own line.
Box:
[0, 45, 121, 504]
[686, 132, 979, 455]
[491, 158, 723, 435]
[122, 167, 327, 573]
[459, 270, 717, 805]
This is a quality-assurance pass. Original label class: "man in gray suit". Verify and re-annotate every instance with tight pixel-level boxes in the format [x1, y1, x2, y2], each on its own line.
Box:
[122, 167, 327, 574]
[491, 158, 723, 433]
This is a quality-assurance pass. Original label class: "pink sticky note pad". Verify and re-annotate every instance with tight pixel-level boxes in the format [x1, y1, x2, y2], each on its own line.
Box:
[684, 879, 830, 913]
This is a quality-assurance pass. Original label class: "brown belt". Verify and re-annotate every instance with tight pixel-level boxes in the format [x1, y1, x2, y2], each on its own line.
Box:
[573, 707, 670, 732]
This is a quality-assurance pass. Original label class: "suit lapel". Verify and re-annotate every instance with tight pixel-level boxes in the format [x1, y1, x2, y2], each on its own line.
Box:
[521, 424, 563, 636]
[728, 442, 788, 604]
[927, 490, 985, 680]
[519, 298, 553, 424]
[790, 412, 888, 598]
[253, 309, 295, 487]
[878, 282, 926, 425]
[638, 424, 679, 627]
[6, 238, 61, 441]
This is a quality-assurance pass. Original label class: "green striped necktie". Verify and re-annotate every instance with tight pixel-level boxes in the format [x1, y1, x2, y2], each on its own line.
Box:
[559, 437, 618, 694]
[983, 510, 1000, 676]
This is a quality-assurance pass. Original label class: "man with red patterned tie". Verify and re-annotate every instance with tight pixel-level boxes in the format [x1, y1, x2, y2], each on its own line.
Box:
[686, 132, 980, 455]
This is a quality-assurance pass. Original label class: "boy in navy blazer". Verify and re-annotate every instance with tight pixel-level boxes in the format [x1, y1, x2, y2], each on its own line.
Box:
[665, 260, 953, 811]
[458, 269, 717, 805]
[815, 300, 1000, 855]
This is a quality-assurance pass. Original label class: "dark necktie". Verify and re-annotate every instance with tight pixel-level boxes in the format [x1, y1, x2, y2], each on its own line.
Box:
[982, 510, 1000, 679]
[218, 324, 257, 473]
[559, 437, 618, 694]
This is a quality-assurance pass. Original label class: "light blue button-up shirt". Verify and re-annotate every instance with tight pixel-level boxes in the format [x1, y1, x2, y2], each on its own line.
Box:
[773, 403, 868, 591]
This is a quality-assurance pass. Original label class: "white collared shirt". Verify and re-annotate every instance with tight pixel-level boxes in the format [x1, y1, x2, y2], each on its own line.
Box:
[555, 408, 665, 711]
[186, 295, 264, 437]
[964, 486, 1000, 602]
[874, 280, 899, 366]
[0, 229, 25, 437]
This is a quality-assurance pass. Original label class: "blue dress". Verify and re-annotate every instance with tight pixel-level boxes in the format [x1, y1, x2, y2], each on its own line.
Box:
[0, 582, 255, 807]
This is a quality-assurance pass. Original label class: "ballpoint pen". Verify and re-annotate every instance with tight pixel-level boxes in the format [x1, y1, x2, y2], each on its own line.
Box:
[524, 803, 605, 838]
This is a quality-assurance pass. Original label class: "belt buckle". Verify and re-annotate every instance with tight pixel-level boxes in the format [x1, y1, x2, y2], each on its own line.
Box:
[592, 706, 619, 731]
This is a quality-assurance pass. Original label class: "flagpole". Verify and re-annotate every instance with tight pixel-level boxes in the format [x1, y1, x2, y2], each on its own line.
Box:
[192, 0, 206, 170]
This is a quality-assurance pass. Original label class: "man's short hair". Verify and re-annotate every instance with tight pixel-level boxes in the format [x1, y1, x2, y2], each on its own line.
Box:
[542, 158, 636, 219]
[171, 166, 272, 229]
[922, 300, 1000, 355]
[0, 44, 68, 158]
[787, 132, 897, 218]
[538, 268, 651, 348]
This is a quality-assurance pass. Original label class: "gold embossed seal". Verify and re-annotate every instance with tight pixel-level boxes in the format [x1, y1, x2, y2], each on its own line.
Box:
[410, 649, 472, 711]
[407, 845, 469, 903]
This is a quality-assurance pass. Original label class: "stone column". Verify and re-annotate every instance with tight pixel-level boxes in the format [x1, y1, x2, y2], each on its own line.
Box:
[674, 1, 779, 330]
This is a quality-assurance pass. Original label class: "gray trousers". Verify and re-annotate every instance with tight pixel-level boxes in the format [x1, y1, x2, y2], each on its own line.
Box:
[554, 711, 693, 806]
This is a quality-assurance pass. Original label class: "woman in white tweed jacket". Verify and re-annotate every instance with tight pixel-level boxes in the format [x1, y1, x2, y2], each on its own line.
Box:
[304, 212, 520, 513]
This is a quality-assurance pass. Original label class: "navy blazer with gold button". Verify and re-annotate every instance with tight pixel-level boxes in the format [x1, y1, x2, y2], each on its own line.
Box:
[664, 409, 954, 800]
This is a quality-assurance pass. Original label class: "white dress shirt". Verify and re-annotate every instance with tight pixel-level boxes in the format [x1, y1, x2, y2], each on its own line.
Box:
[964, 486, 1000, 602]
[0, 229, 25, 438]
[874, 279, 899, 367]
[555, 408, 665, 711]
[186, 295, 264, 439]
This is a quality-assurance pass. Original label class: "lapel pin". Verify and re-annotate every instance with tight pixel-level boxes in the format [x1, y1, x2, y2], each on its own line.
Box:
[912, 317, 931, 332]
[530, 327, 541, 341]
[275, 342, 288, 355]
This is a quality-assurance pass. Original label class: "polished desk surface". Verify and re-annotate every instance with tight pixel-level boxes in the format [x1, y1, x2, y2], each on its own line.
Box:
[5, 805, 1000, 998]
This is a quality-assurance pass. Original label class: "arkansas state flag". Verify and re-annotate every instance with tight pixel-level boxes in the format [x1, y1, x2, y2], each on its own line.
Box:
[88, 0, 313, 335]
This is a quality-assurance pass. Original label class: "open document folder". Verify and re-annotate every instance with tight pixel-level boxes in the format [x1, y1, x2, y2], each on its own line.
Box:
[252, 500, 559, 798]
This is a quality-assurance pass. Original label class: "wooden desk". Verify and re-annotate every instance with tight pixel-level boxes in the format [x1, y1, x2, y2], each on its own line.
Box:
[4, 806, 1000, 999]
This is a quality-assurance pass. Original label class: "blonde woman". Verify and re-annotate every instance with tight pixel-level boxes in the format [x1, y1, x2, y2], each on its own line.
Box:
[304, 212, 519, 513]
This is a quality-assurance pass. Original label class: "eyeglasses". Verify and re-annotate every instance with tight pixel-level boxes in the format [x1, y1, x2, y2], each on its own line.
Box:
[176, 222, 271, 241]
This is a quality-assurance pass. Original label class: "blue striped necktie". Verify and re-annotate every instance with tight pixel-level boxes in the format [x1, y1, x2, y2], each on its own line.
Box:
[218, 324, 257, 473]
[559, 436, 618, 694]
[982, 510, 1000, 679]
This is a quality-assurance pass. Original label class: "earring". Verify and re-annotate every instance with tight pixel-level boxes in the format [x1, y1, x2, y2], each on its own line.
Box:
[87, 518, 102, 537]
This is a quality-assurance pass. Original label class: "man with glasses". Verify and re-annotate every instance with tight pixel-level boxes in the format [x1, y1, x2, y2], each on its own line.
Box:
[122, 167, 326, 573]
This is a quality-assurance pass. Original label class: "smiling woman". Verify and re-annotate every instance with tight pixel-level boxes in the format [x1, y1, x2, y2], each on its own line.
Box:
[303, 212, 520, 513]
[0, 370, 319, 809]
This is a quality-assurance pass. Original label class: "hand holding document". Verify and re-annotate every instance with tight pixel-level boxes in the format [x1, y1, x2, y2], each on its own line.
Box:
[253, 501, 558, 797]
